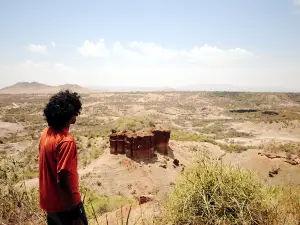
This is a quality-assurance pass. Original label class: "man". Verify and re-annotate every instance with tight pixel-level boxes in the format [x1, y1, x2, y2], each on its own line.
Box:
[39, 90, 88, 225]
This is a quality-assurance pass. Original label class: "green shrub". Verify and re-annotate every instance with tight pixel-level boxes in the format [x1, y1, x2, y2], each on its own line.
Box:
[163, 152, 270, 225]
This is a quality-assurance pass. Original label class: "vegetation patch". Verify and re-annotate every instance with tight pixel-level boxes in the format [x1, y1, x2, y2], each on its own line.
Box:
[200, 121, 253, 139]
[171, 130, 215, 142]
[77, 138, 107, 168]
[263, 142, 300, 157]
[80, 185, 136, 218]
[229, 108, 300, 123]
[0, 156, 44, 224]
[113, 116, 156, 132]
[163, 152, 300, 225]
[171, 130, 252, 153]
[217, 142, 253, 153]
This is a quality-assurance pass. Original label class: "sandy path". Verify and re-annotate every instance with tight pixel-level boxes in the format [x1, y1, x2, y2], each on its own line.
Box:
[0, 121, 24, 138]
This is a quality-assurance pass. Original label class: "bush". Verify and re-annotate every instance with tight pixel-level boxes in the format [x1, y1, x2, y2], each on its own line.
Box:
[0, 156, 44, 224]
[163, 152, 270, 225]
[266, 185, 300, 225]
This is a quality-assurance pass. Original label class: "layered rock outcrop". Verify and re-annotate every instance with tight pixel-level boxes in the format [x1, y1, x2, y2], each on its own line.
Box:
[109, 129, 171, 160]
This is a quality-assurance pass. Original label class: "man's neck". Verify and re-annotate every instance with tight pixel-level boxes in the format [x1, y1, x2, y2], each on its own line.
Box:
[62, 125, 70, 134]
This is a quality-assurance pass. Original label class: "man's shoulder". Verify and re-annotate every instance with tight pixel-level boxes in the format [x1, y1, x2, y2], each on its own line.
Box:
[60, 133, 76, 144]
[62, 135, 75, 143]
[39, 127, 50, 142]
[40, 127, 75, 144]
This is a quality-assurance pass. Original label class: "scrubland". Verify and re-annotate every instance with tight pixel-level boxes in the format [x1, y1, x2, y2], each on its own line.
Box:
[1, 92, 300, 224]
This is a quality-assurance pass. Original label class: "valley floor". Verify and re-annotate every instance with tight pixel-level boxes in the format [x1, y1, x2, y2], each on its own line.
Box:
[1, 91, 300, 224]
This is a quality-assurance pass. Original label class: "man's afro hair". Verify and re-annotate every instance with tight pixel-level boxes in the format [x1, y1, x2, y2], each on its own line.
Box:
[43, 90, 82, 130]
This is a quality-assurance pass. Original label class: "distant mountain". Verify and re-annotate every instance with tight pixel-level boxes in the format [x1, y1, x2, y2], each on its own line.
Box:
[58, 84, 83, 89]
[1, 82, 51, 90]
[0, 82, 94, 94]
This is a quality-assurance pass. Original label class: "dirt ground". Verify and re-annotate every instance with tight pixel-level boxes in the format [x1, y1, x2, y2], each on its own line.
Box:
[1, 91, 300, 223]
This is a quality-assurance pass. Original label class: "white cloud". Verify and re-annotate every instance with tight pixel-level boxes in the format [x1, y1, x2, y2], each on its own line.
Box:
[51, 42, 56, 47]
[128, 41, 179, 60]
[181, 45, 253, 64]
[78, 39, 109, 57]
[2, 39, 300, 91]
[78, 39, 253, 66]
[294, 0, 300, 5]
[27, 44, 48, 55]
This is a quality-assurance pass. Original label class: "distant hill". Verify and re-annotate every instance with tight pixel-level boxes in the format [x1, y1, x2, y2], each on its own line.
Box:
[0, 82, 94, 94]
[1, 82, 51, 90]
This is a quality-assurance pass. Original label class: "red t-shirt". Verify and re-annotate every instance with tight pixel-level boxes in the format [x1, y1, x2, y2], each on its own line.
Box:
[39, 126, 81, 212]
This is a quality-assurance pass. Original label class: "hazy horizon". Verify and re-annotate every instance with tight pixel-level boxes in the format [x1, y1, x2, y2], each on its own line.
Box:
[1, 0, 300, 91]
[1, 81, 299, 93]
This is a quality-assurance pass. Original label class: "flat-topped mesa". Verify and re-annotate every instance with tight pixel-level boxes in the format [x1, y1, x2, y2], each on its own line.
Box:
[109, 129, 171, 160]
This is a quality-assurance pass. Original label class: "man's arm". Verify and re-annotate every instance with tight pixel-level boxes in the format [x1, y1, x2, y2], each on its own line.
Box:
[56, 141, 84, 225]
[58, 170, 84, 225]
[58, 169, 77, 210]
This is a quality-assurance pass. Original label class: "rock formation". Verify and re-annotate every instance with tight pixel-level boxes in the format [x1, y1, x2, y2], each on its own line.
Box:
[109, 129, 171, 160]
[151, 129, 171, 155]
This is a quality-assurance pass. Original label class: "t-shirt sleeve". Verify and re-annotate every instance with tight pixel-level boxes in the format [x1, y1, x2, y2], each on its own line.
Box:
[56, 141, 77, 173]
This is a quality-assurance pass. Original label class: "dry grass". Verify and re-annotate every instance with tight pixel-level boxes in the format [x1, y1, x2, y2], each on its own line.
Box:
[113, 116, 156, 132]
[161, 151, 300, 225]
[171, 130, 253, 153]
[263, 142, 300, 157]
[171, 130, 215, 143]
[163, 152, 269, 225]
[76, 137, 108, 168]
[0, 156, 45, 224]
[80, 184, 136, 222]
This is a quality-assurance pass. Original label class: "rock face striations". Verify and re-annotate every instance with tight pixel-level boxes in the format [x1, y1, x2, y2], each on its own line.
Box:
[152, 129, 170, 155]
[109, 129, 171, 160]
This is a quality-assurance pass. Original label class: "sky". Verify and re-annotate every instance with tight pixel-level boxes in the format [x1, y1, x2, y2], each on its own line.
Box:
[0, 0, 300, 91]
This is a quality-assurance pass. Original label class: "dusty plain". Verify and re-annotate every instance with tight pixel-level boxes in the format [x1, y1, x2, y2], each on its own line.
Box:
[1, 91, 300, 224]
